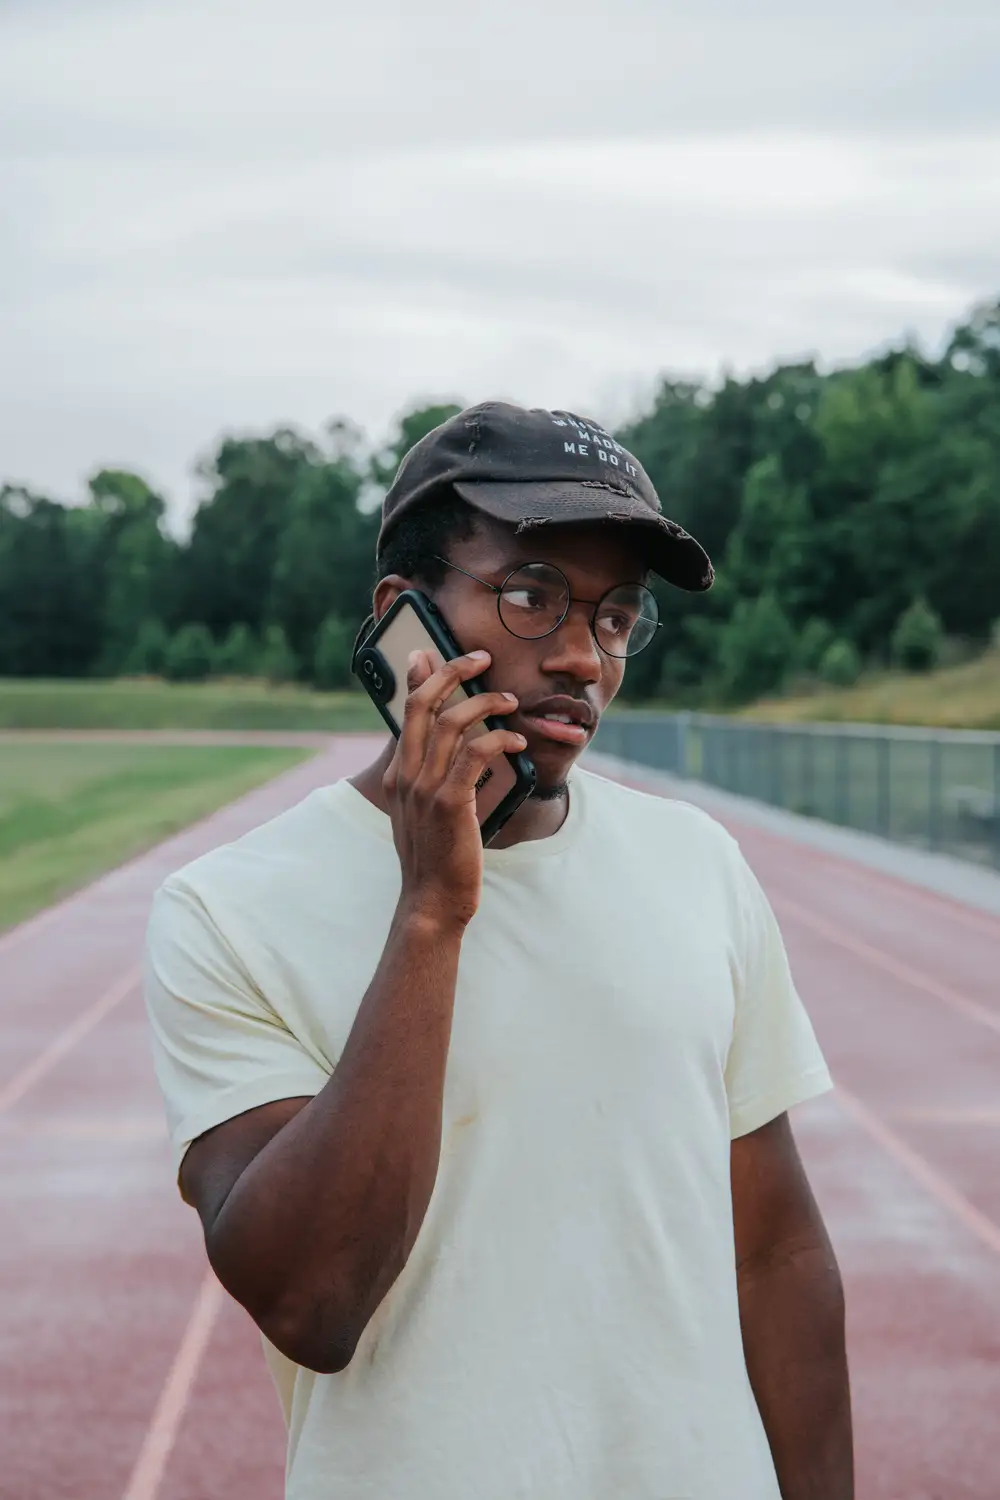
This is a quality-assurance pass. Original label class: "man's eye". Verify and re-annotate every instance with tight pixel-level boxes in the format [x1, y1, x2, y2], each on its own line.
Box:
[505, 588, 554, 611]
[598, 610, 634, 637]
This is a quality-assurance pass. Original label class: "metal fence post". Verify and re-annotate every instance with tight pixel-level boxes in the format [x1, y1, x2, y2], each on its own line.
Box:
[928, 737, 941, 851]
[676, 711, 690, 778]
[834, 734, 850, 826]
[770, 729, 784, 808]
[876, 733, 890, 838]
[803, 729, 815, 817]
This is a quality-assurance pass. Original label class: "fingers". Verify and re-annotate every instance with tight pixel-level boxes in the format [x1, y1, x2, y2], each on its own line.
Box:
[419, 688, 519, 784]
[397, 649, 492, 782]
[404, 648, 443, 693]
[406, 649, 490, 711]
[384, 650, 429, 793]
[448, 727, 527, 797]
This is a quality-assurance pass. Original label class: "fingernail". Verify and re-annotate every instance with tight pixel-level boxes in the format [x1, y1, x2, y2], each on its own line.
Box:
[469, 650, 490, 661]
[503, 692, 518, 702]
[513, 734, 527, 746]
[407, 650, 420, 668]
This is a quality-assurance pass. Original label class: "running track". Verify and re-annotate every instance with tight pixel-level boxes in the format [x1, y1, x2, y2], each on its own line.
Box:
[2, 735, 998, 1499]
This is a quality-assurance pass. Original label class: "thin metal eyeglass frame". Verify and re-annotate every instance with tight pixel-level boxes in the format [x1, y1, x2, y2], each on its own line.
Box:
[431, 555, 661, 658]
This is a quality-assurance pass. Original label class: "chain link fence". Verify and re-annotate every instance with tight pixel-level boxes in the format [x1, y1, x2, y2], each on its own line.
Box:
[594, 711, 1000, 869]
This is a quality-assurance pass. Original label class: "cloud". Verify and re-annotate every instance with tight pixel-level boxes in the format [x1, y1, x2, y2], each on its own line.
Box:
[1, 0, 999, 517]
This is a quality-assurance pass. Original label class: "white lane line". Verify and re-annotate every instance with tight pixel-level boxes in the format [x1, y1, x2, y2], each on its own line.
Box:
[774, 893, 1000, 1037]
[889, 1107, 1000, 1125]
[0, 1114, 166, 1140]
[836, 1086, 1000, 1260]
[0, 966, 141, 1114]
[120, 1271, 225, 1500]
[0, 898, 69, 959]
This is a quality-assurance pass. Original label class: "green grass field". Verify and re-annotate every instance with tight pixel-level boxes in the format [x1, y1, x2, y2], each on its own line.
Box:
[0, 741, 309, 932]
[741, 648, 1000, 730]
[0, 678, 382, 731]
[5, 655, 997, 733]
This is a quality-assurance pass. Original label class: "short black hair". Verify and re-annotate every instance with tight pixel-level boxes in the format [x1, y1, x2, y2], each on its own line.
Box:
[374, 486, 479, 587]
[353, 488, 483, 664]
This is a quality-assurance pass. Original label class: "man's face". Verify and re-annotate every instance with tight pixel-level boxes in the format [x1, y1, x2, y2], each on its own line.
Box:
[429, 519, 647, 795]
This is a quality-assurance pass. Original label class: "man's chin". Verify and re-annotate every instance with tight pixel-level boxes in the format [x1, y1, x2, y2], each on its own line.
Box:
[524, 735, 587, 798]
[530, 780, 570, 803]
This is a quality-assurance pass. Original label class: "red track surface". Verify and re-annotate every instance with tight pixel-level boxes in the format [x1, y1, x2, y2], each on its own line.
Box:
[3, 737, 999, 1499]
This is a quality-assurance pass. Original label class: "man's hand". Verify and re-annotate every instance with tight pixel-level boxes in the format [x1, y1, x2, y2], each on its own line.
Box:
[384, 648, 525, 929]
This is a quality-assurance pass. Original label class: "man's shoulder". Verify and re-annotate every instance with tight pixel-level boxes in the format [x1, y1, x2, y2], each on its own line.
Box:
[579, 767, 736, 856]
[158, 785, 339, 908]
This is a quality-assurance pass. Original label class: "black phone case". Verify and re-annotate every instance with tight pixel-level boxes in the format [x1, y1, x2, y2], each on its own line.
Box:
[352, 590, 537, 846]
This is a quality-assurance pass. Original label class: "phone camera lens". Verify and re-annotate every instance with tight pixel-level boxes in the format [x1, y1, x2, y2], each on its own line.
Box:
[374, 675, 383, 690]
[363, 658, 373, 675]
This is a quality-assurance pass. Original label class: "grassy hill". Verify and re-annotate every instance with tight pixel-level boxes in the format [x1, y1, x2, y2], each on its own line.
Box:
[741, 648, 1000, 730]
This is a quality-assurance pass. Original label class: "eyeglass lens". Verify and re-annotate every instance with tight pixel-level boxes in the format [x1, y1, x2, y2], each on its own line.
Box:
[497, 563, 658, 658]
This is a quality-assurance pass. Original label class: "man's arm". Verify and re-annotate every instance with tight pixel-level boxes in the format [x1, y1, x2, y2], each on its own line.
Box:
[731, 1111, 853, 1500]
[182, 903, 464, 1374]
[178, 650, 524, 1375]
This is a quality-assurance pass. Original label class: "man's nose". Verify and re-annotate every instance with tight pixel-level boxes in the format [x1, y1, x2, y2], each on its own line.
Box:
[538, 604, 603, 684]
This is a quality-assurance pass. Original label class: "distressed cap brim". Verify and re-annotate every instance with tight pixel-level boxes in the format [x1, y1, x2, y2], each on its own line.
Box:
[453, 478, 715, 593]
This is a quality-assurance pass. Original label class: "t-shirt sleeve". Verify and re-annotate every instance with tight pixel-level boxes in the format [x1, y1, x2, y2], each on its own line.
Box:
[723, 840, 833, 1139]
[144, 877, 331, 1187]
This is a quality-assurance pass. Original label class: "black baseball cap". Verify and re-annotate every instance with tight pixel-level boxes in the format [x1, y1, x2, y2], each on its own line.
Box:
[378, 401, 714, 592]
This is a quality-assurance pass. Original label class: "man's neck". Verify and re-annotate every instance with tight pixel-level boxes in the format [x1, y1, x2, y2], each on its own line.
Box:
[349, 745, 570, 850]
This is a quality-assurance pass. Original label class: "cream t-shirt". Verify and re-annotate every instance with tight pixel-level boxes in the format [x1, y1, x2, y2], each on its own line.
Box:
[144, 767, 832, 1500]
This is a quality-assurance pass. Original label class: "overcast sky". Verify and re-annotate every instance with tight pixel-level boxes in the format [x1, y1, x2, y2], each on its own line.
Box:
[3, 0, 999, 521]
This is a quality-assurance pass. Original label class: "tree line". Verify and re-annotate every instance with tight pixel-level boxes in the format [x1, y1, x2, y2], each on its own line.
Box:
[2, 299, 999, 705]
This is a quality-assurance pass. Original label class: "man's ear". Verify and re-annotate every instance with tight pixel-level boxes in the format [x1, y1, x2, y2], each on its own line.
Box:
[373, 573, 414, 621]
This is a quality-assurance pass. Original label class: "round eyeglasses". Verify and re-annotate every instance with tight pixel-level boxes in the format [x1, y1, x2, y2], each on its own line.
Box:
[433, 557, 660, 658]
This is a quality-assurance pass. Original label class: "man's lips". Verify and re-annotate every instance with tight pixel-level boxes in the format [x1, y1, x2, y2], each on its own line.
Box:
[517, 697, 596, 748]
[522, 716, 588, 746]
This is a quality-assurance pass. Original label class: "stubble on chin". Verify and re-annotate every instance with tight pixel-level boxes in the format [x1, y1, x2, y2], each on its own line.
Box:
[530, 781, 569, 803]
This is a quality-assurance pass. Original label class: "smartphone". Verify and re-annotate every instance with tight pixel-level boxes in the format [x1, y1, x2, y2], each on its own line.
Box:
[352, 590, 536, 845]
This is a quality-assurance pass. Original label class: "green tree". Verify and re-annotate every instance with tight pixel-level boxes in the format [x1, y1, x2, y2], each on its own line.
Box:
[621, 379, 749, 564]
[0, 488, 101, 676]
[313, 614, 355, 689]
[3, 290, 1000, 701]
[945, 297, 1000, 380]
[268, 456, 374, 661]
[796, 618, 836, 676]
[722, 455, 813, 613]
[124, 619, 170, 676]
[164, 624, 214, 682]
[183, 429, 321, 637]
[717, 592, 797, 703]
[88, 470, 175, 674]
[214, 623, 259, 678]
[818, 638, 862, 687]
[259, 623, 299, 684]
[890, 598, 944, 672]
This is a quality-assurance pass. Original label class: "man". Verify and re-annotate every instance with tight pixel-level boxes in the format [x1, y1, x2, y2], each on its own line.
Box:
[144, 402, 853, 1500]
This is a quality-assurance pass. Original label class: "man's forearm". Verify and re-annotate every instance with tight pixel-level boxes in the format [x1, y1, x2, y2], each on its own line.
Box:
[737, 1236, 853, 1499]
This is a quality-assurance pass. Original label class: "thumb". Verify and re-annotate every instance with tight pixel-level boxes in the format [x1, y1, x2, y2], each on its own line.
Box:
[406, 649, 431, 691]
